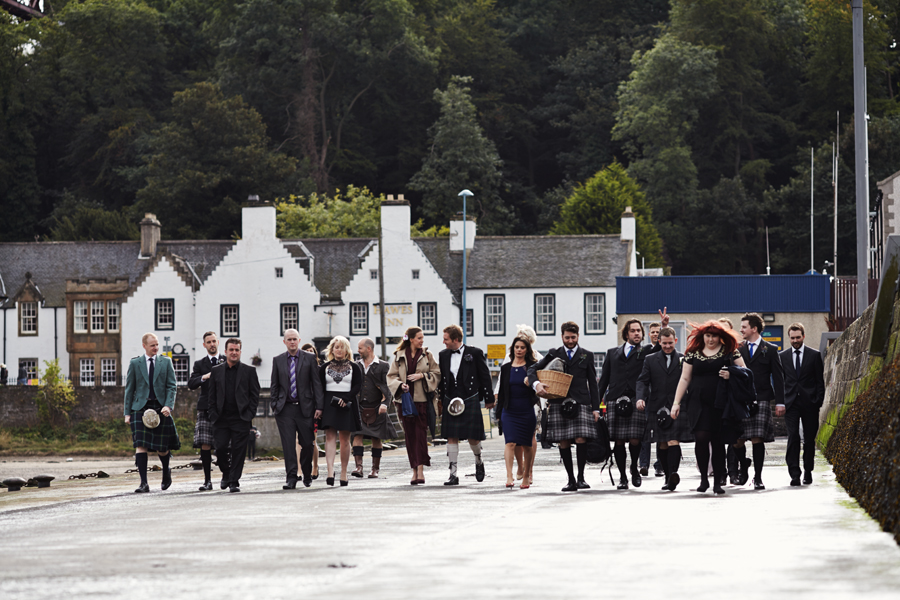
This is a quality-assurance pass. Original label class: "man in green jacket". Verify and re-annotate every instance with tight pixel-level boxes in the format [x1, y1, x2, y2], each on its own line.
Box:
[124, 332, 179, 493]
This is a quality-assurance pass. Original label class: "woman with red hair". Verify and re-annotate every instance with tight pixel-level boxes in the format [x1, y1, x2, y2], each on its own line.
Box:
[671, 321, 746, 495]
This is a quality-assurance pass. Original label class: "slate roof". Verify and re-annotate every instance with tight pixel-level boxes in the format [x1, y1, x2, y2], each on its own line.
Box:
[0, 241, 234, 308]
[284, 238, 376, 302]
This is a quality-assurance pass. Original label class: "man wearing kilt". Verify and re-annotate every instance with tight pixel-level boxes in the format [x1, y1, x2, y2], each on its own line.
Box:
[123, 333, 179, 493]
[735, 312, 785, 490]
[187, 331, 225, 491]
[350, 337, 397, 478]
[636, 327, 691, 491]
[438, 325, 494, 485]
[529, 321, 600, 492]
[598, 316, 665, 490]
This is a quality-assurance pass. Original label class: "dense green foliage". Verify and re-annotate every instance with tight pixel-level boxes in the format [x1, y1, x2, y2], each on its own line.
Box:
[3, 0, 900, 274]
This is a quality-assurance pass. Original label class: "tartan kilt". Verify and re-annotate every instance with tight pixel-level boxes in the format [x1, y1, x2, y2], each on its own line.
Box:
[607, 404, 649, 441]
[192, 410, 216, 449]
[440, 398, 486, 441]
[740, 400, 775, 442]
[544, 402, 597, 442]
[131, 409, 181, 452]
[653, 407, 695, 444]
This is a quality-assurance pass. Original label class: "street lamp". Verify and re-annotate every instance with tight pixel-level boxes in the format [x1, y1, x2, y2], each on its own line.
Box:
[458, 189, 473, 345]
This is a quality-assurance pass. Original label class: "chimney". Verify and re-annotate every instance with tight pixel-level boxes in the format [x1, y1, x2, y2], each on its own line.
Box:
[140, 213, 161, 257]
[621, 206, 637, 276]
[381, 194, 410, 243]
[242, 195, 276, 241]
[449, 217, 476, 252]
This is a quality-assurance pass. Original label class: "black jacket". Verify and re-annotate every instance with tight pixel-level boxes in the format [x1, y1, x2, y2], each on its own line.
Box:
[715, 365, 756, 444]
[528, 345, 600, 411]
[495, 360, 538, 423]
[207, 361, 260, 423]
[438, 345, 493, 405]
[270, 350, 325, 418]
[738, 339, 785, 405]
[597, 342, 661, 405]
[635, 350, 682, 414]
[187, 354, 225, 411]
[778, 346, 825, 410]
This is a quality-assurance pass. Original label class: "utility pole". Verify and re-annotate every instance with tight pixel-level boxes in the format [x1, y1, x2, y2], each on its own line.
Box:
[852, 0, 870, 314]
[458, 189, 473, 346]
[378, 215, 387, 360]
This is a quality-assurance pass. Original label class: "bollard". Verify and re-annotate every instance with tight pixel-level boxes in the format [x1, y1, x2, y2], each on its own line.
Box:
[32, 475, 55, 488]
[3, 477, 28, 492]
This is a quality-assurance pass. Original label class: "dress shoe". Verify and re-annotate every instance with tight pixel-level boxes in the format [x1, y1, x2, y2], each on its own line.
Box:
[161, 468, 172, 490]
[668, 473, 680, 492]
[576, 478, 590, 490]
[697, 478, 710, 493]
[198, 480, 212, 492]
[790, 478, 801, 487]
[655, 467, 665, 477]
[312, 474, 319, 480]
[617, 476, 629, 490]
[803, 471, 813, 485]
[415, 478, 425, 485]
[753, 476, 766, 491]
[661, 483, 669, 491]
[220, 477, 229, 490]
[561, 480, 579, 492]
[738, 458, 752, 486]
[630, 466, 642, 488]
[475, 462, 485, 482]
[639, 466, 649, 477]
[303, 478, 312, 488]
[718, 473, 728, 487]
[326, 477, 335, 486]
[229, 484, 241, 493]
[444, 475, 459, 486]
[283, 480, 298, 490]
[713, 484, 726, 495]
[351, 463, 364, 478]
[410, 479, 419, 485]
[340, 479, 348, 487]
[134, 483, 150, 493]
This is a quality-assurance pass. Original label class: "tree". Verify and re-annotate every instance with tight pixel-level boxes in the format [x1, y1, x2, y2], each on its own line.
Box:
[47, 197, 139, 241]
[136, 82, 299, 239]
[276, 186, 382, 238]
[550, 161, 664, 268]
[409, 76, 509, 233]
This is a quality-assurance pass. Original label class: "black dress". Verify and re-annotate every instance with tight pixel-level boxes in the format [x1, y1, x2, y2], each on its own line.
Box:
[685, 348, 742, 433]
[320, 360, 363, 432]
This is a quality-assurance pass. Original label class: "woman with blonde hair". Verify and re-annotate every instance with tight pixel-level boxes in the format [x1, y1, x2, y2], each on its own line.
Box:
[387, 326, 441, 485]
[319, 335, 363, 486]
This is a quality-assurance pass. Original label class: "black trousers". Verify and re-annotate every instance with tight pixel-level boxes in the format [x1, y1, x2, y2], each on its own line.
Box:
[214, 415, 250, 485]
[275, 403, 315, 482]
[785, 403, 820, 479]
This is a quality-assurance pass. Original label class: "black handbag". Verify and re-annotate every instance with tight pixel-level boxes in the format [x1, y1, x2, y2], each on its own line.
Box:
[560, 398, 579, 420]
[330, 396, 350, 411]
[585, 417, 611, 464]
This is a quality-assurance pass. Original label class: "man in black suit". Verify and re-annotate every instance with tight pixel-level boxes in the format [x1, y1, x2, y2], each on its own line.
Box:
[734, 312, 785, 490]
[779, 323, 825, 486]
[438, 324, 494, 485]
[636, 327, 686, 491]
[597, 313, 666, 489]
[529, 321, 601, 492]
[270, 328, 324, 489]
[187, 331, 226, 491]
[207, 338, 260, 493]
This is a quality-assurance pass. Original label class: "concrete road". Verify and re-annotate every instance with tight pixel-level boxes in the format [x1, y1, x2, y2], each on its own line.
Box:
[1, 436, 899, 600]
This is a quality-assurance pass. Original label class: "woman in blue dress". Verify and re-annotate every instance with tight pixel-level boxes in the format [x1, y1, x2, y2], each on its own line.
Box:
[496, 337, 539, 489]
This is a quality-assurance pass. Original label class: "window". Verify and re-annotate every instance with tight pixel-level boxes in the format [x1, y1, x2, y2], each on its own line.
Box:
[466, 309, 473, 337]
[74, 301, 88, 333]
[155, 299, 174, 330]
[412, 269, 420, 280]
[534, 294, 556, 335]
[107, 301, 120, 333]
[275, 267, 283, 278]
[594, 353, 606, 378]
[370, 269, 378, 280]
[221, 305, 239, 337]
[173, 356, 190, 386]
[484, 295, 505, 336]
[585, 293, 606, 334]
[418, 302, 437, 335]
[20, 301, 37, 335]
[80, 358, 95, 386]
[101, 358, 117, 386]
[90, 301, 105, 333]
[350, 303, 368, 335]
[281, 304, 299, 335]
[19, 359, 37, 382]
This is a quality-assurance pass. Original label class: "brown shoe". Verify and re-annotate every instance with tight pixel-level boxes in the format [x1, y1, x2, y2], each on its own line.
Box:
[351, 454, 364, 478]
[368, 454, 381, 478]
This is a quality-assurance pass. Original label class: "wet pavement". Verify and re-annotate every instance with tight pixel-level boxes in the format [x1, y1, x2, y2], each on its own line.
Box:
[1, 435, 899, 599]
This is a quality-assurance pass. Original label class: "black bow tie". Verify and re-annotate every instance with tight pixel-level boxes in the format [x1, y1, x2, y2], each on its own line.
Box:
[452, 349, 461, 354]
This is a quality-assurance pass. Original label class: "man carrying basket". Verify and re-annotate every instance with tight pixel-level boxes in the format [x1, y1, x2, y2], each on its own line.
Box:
[528, 321, 600, 492]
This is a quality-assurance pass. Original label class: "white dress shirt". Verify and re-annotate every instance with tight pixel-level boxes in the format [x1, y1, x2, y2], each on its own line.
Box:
[450, 345, 465, 379]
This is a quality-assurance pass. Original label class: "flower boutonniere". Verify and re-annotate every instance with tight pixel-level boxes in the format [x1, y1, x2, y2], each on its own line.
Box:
[463, 353, 473, 363]
[578, 352, 588, 363]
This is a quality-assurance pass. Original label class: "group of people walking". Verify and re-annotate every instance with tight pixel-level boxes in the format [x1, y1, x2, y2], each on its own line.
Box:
[122, 309, 824, 495]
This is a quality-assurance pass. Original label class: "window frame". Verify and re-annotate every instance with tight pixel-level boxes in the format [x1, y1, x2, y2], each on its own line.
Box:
[80, 358, 95, 387]
[90, 300, 105, 333]
[534, 293, 556, 336]
[412, 269, 420, 280]
[107, 301, 120, 333]
[417, 302, 437, 335]
[484, 294, 506, 337]
[19, 301, 38, 336]
[154, 298, 175, 331]
[349, 302, 369, 336]
[584, 293, 607, 335]
[280, 303, 299, 336]
[275, 267, 284, 278]
[100, 358, 117, 386]
[73, 301, 88, 333]
[465, 308, 474, 337]
[19, 359, 37, 382]
[220, 304, 240, 337]
[370, 269, 379, 280]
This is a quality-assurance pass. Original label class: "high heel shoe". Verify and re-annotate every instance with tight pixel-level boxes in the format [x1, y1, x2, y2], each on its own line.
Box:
[697, 478, 710, 493]
[340, 479, 348, 487]
[326, 477, 335, 486]
[713, 484, 726, 495]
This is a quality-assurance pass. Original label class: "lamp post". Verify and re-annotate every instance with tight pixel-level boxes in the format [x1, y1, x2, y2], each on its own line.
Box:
[458, 189, 473, 345]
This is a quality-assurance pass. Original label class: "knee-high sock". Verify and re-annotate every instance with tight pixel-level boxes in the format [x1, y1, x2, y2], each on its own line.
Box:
[159, 452, 170, 470]
[668, 446, 682, 474]
[613, 444, 627, 478]
[469, 441, 483, 466]
[200, 449, 212, 480]
[559, 446, 575, 482]
[575, 442, 587, 480]
[628, 442, 641, 470]
[352, 445, 364, 457]
[734, 443, 747, 464]
[658, 448, 670, 479]
[694, 440, 710, 481]
[371, 447, 382, 458]
[135, 453, 148, 485]
[447, 443, 459, 476]
[753, 442, 765, 477]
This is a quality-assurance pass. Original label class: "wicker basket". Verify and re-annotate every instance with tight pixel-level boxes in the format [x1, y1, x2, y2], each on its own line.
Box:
[536, 370, 573, 400]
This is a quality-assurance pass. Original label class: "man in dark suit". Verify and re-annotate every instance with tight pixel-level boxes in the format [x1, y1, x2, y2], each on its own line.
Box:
[735, 312, 785, 490]
[529, 321, 601, 492]
[636, 327, 686, 491]
[351, 337, 396, 478]
[779, 323, 825, 486]
[187, 331, 226, 491]
[438, 324, 494, 485]
[597, 314, 666, 489]
[207, 338, 260, 493]
[270, 328, 324, 489]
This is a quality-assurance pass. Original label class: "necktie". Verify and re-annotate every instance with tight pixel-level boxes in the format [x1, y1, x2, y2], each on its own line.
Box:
[795, 349, 801, 372]
[290, 355, 297, 399]
[148, 357, 155, 400]
[748, 343, 755, 357]
[666, 354, 671, 369]
[210, 357, 217, 366]
[625, 345, 631, 358]
[567, 349, 573, 360]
